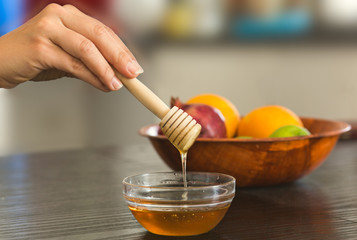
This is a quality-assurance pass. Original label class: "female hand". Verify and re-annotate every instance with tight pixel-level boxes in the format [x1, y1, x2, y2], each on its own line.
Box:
[0, 3, 143, 91]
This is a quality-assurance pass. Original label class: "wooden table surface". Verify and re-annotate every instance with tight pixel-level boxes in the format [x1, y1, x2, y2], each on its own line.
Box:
[1, 140, 357, 240]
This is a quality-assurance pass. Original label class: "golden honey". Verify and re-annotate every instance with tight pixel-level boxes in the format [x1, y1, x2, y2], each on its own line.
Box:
[179, 150, 188, 188]
[129, 205, 230, 236]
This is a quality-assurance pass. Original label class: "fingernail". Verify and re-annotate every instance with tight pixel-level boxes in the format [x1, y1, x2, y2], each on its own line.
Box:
[127, 60, 144, 75]
[112, 76, 123, 90]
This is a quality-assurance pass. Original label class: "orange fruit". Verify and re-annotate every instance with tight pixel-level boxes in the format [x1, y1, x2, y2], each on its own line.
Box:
[187, 94, 240, 138]
[238, 105, 303, 138]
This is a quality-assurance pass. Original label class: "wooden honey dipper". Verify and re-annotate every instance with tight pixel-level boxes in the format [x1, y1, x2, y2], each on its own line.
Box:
[115, 71, 201, 152]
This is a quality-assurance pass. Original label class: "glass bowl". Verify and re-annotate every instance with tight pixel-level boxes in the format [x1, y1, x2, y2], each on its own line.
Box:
[122, 172, 236, 236]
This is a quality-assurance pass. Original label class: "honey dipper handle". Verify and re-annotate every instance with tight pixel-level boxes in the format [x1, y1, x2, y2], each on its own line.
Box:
[115, 71, 170, 119]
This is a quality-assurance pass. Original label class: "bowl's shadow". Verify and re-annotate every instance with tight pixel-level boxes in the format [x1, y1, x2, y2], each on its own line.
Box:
[215, 180, 337, 239]
[142, 230, 228, 240]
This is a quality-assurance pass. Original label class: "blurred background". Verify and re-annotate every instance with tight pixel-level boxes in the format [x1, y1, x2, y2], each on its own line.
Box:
[0, 0, 357, 156]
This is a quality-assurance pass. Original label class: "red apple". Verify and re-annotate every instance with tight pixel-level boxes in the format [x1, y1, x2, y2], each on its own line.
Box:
[170, 97, 226, 138]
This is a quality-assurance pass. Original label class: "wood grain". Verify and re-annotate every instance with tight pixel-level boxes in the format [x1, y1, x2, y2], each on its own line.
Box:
[141, 118, 351, 187]
[0, 142, 356, 239]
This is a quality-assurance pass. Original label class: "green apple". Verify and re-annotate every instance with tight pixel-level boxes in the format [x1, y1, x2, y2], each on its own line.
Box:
[269, 125, 311, 138]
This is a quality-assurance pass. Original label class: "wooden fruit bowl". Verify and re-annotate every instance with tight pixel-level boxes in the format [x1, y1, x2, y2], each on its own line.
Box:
[139, 118, 351, 187]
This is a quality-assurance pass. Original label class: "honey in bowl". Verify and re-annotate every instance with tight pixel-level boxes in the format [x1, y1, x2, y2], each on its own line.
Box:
[122, 172, 235, 236]
[129, 203, 230, 236]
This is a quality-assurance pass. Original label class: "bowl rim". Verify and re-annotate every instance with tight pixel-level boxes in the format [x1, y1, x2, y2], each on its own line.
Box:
[122, 171, 236, 190]
[139, 117, 351, 142]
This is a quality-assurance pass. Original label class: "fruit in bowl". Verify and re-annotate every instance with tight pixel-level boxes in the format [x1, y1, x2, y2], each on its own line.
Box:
[171, 97, 226, 138]
[186, 94, 241, 138]
[269, 125, 311, 138]
[141, 93, 351, 187]
[237, 105, 305, 138]
[170, 94, 241, 138]
[170, 94, 313, 140]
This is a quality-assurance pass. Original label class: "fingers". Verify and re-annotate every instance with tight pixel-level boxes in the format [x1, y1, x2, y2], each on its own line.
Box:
[60, 4, 143, 79]
[63, 4, 136, 60]
[0, 78, 18, 89]
[44, 43, 111, 92]
[50, 24, 122, 91]
[31, 69, 70, 82]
